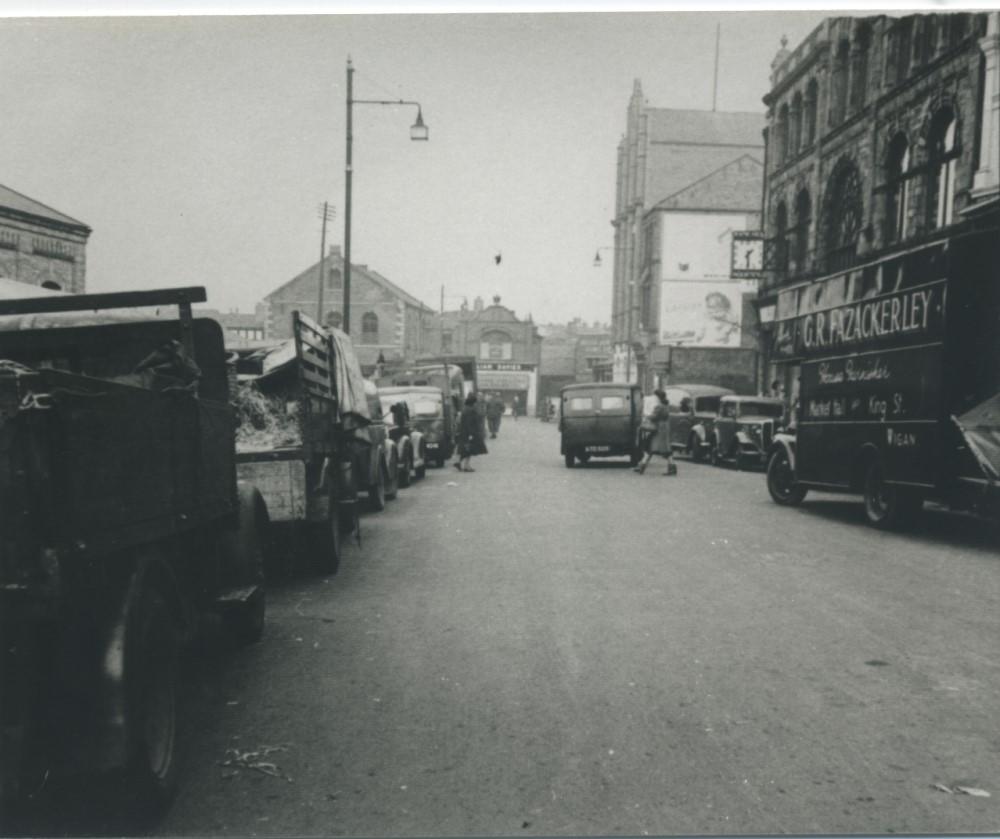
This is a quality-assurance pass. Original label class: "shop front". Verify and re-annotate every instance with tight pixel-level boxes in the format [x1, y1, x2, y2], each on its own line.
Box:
[477, 362, 538, 416]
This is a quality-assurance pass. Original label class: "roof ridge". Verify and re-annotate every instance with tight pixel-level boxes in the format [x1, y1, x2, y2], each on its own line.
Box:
[654, 153, 763, 206]
[0, 183, 90, 229]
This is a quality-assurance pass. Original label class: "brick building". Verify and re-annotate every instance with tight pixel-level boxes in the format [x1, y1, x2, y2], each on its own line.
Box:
[423, 295, 542, 414]
[609, 83, 765, 388]
[758, 11, 1000, 398]
[0, 184, 91, 293]
[261, 246, 434, 369]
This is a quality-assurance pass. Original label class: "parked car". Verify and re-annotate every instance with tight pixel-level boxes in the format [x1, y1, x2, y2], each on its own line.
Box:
[709, 395, 786, 469]
[362, 380, 400, 509]
[378, 385, 428, 485]
[379, 384, 454, 467]
[559, 382, 643, 467]
[646, 384, 733, 461]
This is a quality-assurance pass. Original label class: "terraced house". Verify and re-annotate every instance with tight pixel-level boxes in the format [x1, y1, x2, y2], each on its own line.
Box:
[758, 11, 1000, 398]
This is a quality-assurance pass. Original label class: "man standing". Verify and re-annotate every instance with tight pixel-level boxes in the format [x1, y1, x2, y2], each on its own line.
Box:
[486, 391, 504, 438]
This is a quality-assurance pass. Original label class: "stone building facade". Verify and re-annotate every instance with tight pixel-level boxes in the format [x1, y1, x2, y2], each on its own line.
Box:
[0, 184, 91, 293]
[609, 82, 765, 388]
[759, 11, 1000, 396]
[261, 246, 434, 369]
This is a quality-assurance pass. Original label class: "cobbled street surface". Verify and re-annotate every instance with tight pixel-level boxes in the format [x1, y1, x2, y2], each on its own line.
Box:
[23, 418, 1000, 836]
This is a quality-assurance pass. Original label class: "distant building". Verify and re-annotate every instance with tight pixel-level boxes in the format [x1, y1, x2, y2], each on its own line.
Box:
[261, 246, 434, 369]
[0, 183, 91, 293]
[609, 84, 765, 389]
[197, 307, 267, 348]
[537, 319, 612, 411]
[758, 12, 1000, 400]
[423, 295, 542, 414]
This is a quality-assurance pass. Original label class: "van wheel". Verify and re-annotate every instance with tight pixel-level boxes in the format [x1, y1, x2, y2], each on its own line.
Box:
[767, 448, 806, 506]
[564, 450, 575, 468]
[123, 588, 179, 813]
[863, 460, 921, 528]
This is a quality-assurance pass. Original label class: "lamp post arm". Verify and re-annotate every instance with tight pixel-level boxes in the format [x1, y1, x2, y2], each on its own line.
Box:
[352, 98, 423, 108]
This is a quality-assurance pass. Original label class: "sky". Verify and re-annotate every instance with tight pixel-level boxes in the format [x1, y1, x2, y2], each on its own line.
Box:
[0, 5, 986, 325]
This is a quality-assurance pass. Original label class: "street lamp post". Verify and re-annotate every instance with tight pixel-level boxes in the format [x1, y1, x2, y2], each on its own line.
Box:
[592, 245, 633, 383]
[343, 57, 428, 335]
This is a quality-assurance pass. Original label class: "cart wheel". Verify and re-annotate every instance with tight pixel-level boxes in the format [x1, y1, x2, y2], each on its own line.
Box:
[123, 587, 179, 813]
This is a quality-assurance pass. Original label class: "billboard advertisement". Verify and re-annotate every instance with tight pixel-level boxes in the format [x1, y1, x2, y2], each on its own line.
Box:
[659, 281, 743, 348]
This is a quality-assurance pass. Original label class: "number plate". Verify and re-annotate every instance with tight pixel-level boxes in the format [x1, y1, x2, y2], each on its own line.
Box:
[585, 445, 611, 452]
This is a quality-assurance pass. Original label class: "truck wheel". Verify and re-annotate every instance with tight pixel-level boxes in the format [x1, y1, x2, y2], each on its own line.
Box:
[368, 459, 387, 512]
[124, 588, 179, 813]
[312, 496, 342, 575]
[767, 448, 806, 506]
[384, 454, 399, 501]
[564, 450, 575, 468]
[863, 460, 921, 528]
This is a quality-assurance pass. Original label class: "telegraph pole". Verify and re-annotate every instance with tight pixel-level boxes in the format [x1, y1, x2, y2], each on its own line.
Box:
[317, 201, 335, 323]
[343, 58, 355, 334]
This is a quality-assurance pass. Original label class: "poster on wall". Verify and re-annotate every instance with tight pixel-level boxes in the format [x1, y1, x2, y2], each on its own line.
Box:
[659, 281, 743, 347]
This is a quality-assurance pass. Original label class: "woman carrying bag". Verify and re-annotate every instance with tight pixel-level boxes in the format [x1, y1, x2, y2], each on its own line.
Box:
[634, 389, 677, 476]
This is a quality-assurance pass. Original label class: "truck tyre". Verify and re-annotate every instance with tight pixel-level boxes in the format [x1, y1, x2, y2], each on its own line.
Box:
[863, 460, 921, 528]
[312, 494, 342, 575]
[220, 486, 267, 645]
[368, 458, 387, 512]
[123, 588, 180, 813]
[767, 448, 807, 506]
[384, 451, 399, 501]
[564, 450, 575, 468]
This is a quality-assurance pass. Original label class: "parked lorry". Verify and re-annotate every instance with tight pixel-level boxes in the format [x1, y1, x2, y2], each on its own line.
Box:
[0, 287, 268, 810]
[765, 227, 1000, 527]
[233, 311, 369, 575]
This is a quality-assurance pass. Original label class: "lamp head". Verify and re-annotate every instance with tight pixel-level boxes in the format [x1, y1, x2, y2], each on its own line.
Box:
[410, 107, 429, 141]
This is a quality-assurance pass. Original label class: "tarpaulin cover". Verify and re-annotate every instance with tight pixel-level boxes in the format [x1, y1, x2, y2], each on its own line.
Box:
[955, 392, 1000, 479]
[328, 327, 370, 428]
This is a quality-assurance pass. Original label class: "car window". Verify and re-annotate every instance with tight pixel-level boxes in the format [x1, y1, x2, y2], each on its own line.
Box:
[695, 396, 720, 413]
[599, 396, 626, 411]
[567, 396, 593, 411]
[411, 397, 441, 417]
[737, 401, 784, 418]
[721, 402, 737, 418]
[678, 397, 693, 413]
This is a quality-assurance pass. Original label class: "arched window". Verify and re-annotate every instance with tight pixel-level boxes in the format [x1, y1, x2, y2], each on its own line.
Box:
[883, 133, 912, 244]
[790, 92, 803, 157]
[480, 330, 513, 361]
[776, 104, 789, 164]
[830, 39, 850, 125]
[361, 311, 379, 343]
[823, 159, 864, 271]
[849, 24, 871, 112]
[926, 108, 958, 229]
[793, 189, 811, 276]
[774, 201, 789, 276]
[804, 78, 818, 147]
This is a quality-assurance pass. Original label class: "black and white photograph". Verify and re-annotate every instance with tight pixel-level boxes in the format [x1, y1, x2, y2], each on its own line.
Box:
[1, 2, 998, 836]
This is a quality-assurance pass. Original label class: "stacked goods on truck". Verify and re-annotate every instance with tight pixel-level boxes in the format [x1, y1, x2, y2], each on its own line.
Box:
[233, 312, 371, 574]
[766, 227, 1000, 526]
[0, 287, 268, 811]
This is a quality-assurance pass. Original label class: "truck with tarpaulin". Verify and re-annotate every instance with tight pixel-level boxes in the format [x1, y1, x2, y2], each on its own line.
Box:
[0, 286, 269, 811]
[765, 227, 1000, 527]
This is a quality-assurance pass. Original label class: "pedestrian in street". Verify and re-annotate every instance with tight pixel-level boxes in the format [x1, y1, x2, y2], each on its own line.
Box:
[634, 389, 677, 476]
[511, 394, 520, 420]
[486, 391, 504, 438]
[454, 392, 487, 472]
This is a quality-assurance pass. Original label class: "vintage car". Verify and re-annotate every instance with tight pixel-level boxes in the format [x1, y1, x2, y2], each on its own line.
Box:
[559, 382, 643, 468]
[709, 395, 787, 470]
[378, 385, 428, 485]
[379, 384, 454, 467]
[360, 380, 400, 509]
[650, 384, 733, 461]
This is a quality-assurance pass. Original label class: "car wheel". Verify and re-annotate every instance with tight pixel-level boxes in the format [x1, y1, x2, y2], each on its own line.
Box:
[863, 459, 921, 528]
[564, 450, 575, 468]
[384, 455, 399, 501]
[689, 435, 705, 462]
[709, 439, 721, 466]
[578, 453, 591, 465]
[368, 457, 387, 511]
[767, 448, 807, 506]
[398, 450, 412, 488]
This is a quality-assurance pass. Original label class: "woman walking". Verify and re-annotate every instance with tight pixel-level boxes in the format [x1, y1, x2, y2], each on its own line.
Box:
[635, 389, 677, 476]
[454, 392, 488, 472]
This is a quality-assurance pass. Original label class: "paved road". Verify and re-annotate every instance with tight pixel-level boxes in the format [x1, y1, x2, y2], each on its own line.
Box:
[21, 418, 1000, 836]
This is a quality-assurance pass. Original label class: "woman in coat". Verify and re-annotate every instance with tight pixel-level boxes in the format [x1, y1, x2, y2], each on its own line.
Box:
[454, 392, 488, 472]
[635, 389, 677, 476]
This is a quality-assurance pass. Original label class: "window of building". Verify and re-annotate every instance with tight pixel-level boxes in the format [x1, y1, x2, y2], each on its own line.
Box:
[480, 330, 512, 361]
[441, 330, 453, 353]
[639, 280, 653, 331]
[849, 24, 871, 113]
[327, 269, 342, 290]
[325, 311, 342, 329]
[926, 108, 958, 230]
[792, 189, 811, 276]
[892, 19, 913, 84]
[789, 92, 803, 157]
[883, 132, 912, 244]
[776, 103, 789, 164]
[830, 39, 850, 125]
[804, 79, 818, 147]
[774, 201, 789, 276]
[917, 15, 939, 63]
[823, 158, 864, 272]
[361, 311, 379, 343]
